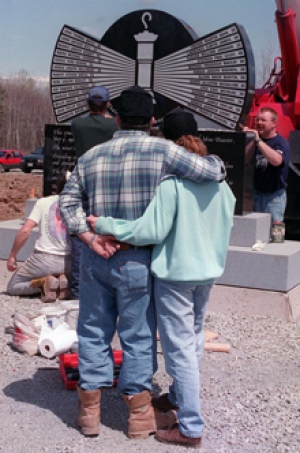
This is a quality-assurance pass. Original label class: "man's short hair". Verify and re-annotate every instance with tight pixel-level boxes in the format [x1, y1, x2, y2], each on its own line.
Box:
[259, 107, 278, 122]
[88, 100, 109, 113]
[118, 86, 154, 126]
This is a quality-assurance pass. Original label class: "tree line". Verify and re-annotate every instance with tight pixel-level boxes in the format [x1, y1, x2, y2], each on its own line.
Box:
[0, 71, 56, 153]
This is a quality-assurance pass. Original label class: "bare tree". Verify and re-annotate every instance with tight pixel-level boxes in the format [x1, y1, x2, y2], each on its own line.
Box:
[0, 70, 56, 152]
[256, 40, 280, 88]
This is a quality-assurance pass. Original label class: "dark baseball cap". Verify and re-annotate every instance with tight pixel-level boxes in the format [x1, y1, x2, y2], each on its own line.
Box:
[118, 86, 154, 119]
[88, 86, 110, 102]
[161, 108, 198, 141]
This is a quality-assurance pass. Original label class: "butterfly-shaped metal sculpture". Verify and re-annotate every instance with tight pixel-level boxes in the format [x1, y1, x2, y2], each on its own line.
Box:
[50, 10, 255, 129]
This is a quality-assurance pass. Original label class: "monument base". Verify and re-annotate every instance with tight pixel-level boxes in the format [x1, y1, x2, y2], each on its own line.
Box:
[0, 199, 39, 262]
[0, 218, 38, 262]
[210, 284, 300, 322]
[1, 204, 300, 321]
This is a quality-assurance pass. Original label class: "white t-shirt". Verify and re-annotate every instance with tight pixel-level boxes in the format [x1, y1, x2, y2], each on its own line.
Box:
[28, 195, 71, 255]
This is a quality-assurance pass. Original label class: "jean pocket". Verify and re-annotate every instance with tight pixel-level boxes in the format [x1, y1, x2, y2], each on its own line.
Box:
[122, 260, 150, 293]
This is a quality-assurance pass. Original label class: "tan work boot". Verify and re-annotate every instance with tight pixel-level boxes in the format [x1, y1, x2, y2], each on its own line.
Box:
[123, 390, 156, 439]
[154, 408, 177, 431]
[77, 387, 101, 436]
[152, 392, 179, 411]
[58, 274, 71, 300]
[30, 276, 46, 289]
[122, 390, 176, 439]
[41, 275, 59, 302]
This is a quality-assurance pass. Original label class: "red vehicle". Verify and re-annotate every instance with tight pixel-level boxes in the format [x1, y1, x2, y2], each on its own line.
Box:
[0, 149, 24, 173]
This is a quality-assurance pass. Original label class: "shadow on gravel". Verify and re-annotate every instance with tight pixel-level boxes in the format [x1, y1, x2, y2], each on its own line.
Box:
[3, 367, 137, 435]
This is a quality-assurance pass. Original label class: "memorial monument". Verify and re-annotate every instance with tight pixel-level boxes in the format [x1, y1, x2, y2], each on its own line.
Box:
[39, 9, 300, 319]
[50, 10, 254, 126]
[47, 9, 255, 209]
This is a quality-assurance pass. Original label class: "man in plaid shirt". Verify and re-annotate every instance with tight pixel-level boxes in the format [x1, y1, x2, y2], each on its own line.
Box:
[59, 86, 226, 439]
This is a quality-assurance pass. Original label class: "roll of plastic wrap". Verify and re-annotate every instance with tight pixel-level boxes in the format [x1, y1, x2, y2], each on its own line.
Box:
[39, 329, 78, 359]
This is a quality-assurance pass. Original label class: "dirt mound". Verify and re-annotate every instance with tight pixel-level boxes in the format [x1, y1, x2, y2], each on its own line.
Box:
[0, 172, 43, 221]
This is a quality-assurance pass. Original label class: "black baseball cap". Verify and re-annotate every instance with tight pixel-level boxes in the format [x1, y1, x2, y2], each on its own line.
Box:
[161, 108, 198, 141]
[118, 86, 154, 119]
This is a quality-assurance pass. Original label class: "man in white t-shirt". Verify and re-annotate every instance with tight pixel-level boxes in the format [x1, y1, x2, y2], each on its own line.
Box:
[7, 177, 71, 302]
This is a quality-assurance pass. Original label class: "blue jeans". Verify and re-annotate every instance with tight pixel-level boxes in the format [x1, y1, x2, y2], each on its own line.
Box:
[70, 235, 83, 299]
[78, 245, 157, 394]
[253, 189, 286, 222]
[154, 279, 212, 438]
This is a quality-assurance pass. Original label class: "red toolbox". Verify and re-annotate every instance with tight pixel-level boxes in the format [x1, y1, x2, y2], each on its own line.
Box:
[59, 350, 123, 390]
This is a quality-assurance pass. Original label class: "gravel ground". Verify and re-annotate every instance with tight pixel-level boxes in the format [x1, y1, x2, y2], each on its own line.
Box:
[0, 260, 300, 453]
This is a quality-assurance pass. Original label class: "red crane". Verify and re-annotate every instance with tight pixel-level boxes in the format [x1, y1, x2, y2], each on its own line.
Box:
[246, 0, 300, 139]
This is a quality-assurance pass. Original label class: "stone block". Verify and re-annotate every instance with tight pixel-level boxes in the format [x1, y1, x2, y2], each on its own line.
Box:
[217, 240, 300, 292]
[209, 285, 291, 320]
[0, 219, 37, 261]
[24, 198, 37, 218]
[230, 212, 271, 247]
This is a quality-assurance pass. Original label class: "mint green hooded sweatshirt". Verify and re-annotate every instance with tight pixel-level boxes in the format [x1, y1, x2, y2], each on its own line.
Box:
[95, 176, 235, 284]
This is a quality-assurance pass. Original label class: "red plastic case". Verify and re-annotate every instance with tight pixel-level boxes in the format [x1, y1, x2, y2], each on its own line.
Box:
[59, 350, 123, 390]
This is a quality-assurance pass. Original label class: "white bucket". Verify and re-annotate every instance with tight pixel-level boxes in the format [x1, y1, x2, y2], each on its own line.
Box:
[60, 300, 79, 330]
[39, 306, 67, 330]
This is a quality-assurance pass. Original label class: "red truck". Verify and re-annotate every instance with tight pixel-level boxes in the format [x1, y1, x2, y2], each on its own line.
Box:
[0, 149, 24, 173]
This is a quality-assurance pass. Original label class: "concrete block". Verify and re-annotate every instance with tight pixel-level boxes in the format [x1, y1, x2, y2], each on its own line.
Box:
[209, 285, 291, 320]
[288, 285, 300, 320]
[230, 212, 271, 247]
[24, 198, 37, 218]
[217, 240, 300, 292]
[210, 283, 300, 322]
[0, 219, 37, 261]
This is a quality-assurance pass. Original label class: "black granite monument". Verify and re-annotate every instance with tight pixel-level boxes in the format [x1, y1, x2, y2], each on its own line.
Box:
[46, 9, 255, 208]
[44, 124, 76, 196]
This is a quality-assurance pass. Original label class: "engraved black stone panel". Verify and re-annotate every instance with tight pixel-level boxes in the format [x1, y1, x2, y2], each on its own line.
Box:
[198, 130, 253, 215]
[44, 124, 76, 196]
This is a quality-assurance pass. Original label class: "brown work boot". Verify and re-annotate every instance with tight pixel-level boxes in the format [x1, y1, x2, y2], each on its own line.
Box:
[77, 387, 101, 436]
[40, 275, 59, 302]
[123, 390, 156, 439]
[152, 392, 179, 412]
[154, 408, 177, 430]
[155, 423, 202, 448]
[58, 274, 71, 300]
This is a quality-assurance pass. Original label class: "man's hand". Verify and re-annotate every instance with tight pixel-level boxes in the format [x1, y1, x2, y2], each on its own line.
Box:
[7, 255, 18, 272]
[242, 126, 259, 141]
[90, 234, 120, 259]
[79, 225, 120, 259]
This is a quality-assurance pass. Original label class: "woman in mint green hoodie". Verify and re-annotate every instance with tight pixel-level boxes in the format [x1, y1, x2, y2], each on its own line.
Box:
[87, 110, 235, 448]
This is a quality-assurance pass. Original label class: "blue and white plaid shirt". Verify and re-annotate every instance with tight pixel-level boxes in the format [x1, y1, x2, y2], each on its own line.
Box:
[59, 130, 226, 234]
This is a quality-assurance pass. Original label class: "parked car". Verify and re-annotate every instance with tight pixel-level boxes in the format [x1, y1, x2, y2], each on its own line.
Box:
[0, 149, 24, 173]
[21, 146, 44, 173]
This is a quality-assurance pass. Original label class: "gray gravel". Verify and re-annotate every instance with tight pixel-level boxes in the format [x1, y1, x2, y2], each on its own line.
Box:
[0, 260, 300, 453]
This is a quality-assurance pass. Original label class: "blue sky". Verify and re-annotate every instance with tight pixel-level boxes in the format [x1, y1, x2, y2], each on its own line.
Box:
[0, 0, 280, 84]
